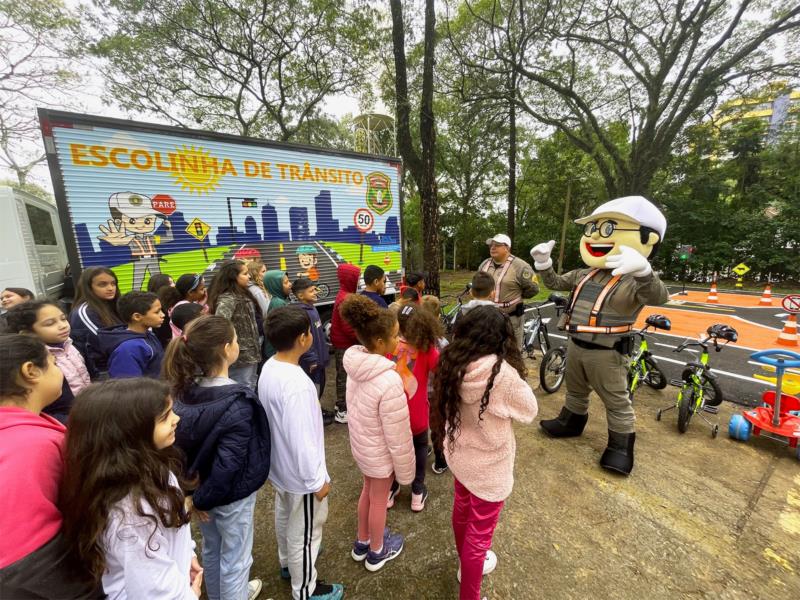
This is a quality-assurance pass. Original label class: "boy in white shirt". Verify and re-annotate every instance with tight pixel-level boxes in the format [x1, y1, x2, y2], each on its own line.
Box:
[257, 306, 343, 600]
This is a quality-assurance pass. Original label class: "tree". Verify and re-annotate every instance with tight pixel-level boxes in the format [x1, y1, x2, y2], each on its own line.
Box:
[448, 0, 800, 198]
[390, 0, 441, 294]
[0, 0, 80, 185]
[91, 0, 379, 141]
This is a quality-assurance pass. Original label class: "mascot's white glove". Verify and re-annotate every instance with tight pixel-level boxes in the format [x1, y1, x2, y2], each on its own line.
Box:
[530, 240, 556, 271]
[605, 245, 652, 277]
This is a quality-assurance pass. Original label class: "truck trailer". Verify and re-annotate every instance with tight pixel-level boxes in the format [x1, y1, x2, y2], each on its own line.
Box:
[39, 109, 404, 322]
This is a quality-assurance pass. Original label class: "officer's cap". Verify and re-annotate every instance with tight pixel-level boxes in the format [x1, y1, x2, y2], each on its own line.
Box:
[574, 196, 666, 239]
[108, 192, 155, 218]
[486, 233, 512, 247]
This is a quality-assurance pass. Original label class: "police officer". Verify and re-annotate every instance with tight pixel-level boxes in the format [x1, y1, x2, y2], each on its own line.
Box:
[478, 233, 539, 347]
[530, 196, 669, 475]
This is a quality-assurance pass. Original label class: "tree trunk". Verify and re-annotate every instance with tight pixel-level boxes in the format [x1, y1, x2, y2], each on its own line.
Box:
[390, 0, 440, 295]
[507, 73, 517, 247]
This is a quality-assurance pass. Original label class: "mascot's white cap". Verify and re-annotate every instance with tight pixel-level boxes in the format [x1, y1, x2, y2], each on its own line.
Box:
[574, 196, 666, 239]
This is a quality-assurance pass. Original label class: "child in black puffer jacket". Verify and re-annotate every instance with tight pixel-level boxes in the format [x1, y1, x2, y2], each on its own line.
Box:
[163, 314, 270, 600]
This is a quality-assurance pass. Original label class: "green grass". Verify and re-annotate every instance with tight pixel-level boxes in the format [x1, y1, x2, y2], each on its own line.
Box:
[112, 246, 233, 292]
[438, 269, 551, 307]
[324, 242, 401, 271]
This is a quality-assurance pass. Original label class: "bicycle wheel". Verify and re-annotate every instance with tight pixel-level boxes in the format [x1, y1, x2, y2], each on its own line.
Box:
[643, 356, 667, 390]
[677, 386, 694, 433]
[702, 376, 723, 406]
[540, 347, 566, 393]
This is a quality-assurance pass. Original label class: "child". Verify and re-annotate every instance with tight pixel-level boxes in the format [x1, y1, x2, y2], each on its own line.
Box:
[0, 334, 98, 598]
[170, 302, 204, 337]
[5, 300, 91, 423]
[461, 272, 497, 315]
[433, 306, 538, 600]
[360, 265, 388, 308]
[60, 378, 204, 599]
[292, 278, 332, 424]
[246, 259, 271, 317]
[258, 306, 344, 600]
[388, 287, 419, 313]
[0, 287, 34, 332]
[149, 276, 178, 349]
[405, 272, 426, 295]
[98, 291, 165, 379]
[329, 263, 361, 424]
[262, 270, 291, 359]
[69, 266, 122, 378]
[163, 315, 270, 600]
[208, 260, 261, 388]
[169, 273, 209, 338]
[339, 294, 414, 572]
[419, 295, 450, 474]
[386, 305, 442, 512]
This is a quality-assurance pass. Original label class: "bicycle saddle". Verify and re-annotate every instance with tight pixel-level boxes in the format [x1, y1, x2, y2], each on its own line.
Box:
[548, 293, 568, 307]
[707, 324, 738, 342]
[645, 314, 671, 330]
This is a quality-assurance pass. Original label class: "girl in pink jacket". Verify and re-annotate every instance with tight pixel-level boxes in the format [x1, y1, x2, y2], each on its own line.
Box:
[340, 293, 415, 573]
[5, 300, 91, 424]
[433, 305, 538, 600]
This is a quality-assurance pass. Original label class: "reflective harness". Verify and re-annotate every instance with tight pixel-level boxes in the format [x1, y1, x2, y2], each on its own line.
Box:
[481, 255, 522, 309]
[131, 235, 156, 258]
[565, 269, 633, 335]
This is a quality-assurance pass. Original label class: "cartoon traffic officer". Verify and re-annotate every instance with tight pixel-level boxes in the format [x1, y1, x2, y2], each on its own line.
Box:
[530, 195, 669, 475]
[98, 191, 173, 290]
[296, 244, 320, 281]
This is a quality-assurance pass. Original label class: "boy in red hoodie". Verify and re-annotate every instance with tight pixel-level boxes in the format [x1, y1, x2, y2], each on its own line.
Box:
[329, 263, 361, 424]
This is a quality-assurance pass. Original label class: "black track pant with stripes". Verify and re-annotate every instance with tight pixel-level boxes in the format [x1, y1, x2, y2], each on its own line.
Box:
[274, 490, 329, 600]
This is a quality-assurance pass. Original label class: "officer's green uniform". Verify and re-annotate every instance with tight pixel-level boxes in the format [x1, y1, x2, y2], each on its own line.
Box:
[539, 266, 669, 433]
[478, 255, 539, 347]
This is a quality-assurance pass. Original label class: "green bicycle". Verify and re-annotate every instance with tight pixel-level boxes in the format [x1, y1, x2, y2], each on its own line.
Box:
[627, 314, 671, 401]
[656, 324, 738, 437]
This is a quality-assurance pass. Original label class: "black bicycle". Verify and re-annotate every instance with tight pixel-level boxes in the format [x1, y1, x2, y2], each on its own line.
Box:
[524, 294, 568, 393]
[439, 284, 471, 336]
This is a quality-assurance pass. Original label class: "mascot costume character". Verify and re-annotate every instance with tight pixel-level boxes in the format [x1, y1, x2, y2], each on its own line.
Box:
[530, 196, 669, 475]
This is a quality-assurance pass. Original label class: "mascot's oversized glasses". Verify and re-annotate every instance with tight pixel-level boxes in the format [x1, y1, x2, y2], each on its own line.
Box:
[583, 220, 640, 238]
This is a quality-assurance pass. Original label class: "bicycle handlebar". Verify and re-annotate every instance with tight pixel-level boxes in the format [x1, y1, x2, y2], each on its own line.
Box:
[750, 349, 800, 369]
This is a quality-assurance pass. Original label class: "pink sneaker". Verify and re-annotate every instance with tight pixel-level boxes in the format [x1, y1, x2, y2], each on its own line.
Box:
[411, 488, 429, 512]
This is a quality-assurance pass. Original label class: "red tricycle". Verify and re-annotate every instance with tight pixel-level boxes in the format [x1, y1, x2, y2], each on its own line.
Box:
[728, 349, 800, 459]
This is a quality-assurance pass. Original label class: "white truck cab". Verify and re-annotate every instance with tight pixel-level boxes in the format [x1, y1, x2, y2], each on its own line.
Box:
[0, 185, 68, 300]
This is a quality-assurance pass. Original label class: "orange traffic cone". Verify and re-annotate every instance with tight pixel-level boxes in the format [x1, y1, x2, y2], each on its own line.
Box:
[759, 284, 773, 306]
[707, 280, 719, 303]
[777, 314, 799, 347]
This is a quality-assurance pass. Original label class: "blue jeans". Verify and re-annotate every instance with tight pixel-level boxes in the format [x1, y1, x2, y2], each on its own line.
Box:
[229, 363, 258, 389]
[198, 492, 257, 600]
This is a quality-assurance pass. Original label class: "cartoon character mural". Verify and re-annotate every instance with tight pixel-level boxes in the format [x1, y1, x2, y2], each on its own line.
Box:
[98, 192, 174, 290]
[296, 245, 320, 281]
[529, 196, 669, 475]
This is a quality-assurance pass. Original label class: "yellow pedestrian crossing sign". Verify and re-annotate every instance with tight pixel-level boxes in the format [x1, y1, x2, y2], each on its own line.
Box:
[186, 217, 211, 242]
[732, 263, 750, 276]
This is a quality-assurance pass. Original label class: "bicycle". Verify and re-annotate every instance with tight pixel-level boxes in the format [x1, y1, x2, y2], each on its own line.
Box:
[521, 294, 569, 393]
[439, 284, 471, 336]
[656, 324, 738, 437]
[626, 314, 671, 401]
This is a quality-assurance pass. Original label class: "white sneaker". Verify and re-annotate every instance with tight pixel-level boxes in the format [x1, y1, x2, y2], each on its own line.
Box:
[335, 409, 348, 424]
[457, 550, 497, 582]
[248, 578, 263, 600]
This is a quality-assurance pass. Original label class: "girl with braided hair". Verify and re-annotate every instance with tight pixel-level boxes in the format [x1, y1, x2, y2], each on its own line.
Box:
[432, 305, 538, 600]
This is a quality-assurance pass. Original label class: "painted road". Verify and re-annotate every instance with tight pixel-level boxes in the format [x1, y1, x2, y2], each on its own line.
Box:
[529, 285, 799, 407]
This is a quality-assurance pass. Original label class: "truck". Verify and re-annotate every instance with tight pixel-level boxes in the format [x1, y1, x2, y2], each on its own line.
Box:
[0, 185, 69, 300]
[38, 109, 404, 324]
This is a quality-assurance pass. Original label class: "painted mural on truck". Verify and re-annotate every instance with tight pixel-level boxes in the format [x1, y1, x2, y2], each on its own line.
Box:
[45, 119, 402, 300]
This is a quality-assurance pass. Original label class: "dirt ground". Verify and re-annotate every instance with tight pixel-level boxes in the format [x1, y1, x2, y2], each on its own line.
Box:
[205, 359, 800, 600]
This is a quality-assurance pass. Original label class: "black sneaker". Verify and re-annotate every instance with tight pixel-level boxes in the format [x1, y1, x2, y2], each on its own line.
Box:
[432, 453, 448, 474]
[321, 409, 335, 427]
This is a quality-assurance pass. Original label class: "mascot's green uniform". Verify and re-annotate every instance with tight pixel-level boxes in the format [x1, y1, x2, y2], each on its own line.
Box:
[530, 196, 669, 475]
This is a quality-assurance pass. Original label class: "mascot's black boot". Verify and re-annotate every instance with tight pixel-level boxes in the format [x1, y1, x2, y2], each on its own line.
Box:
[540, 407, 588, 438]
[600, 430, 635, 475]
